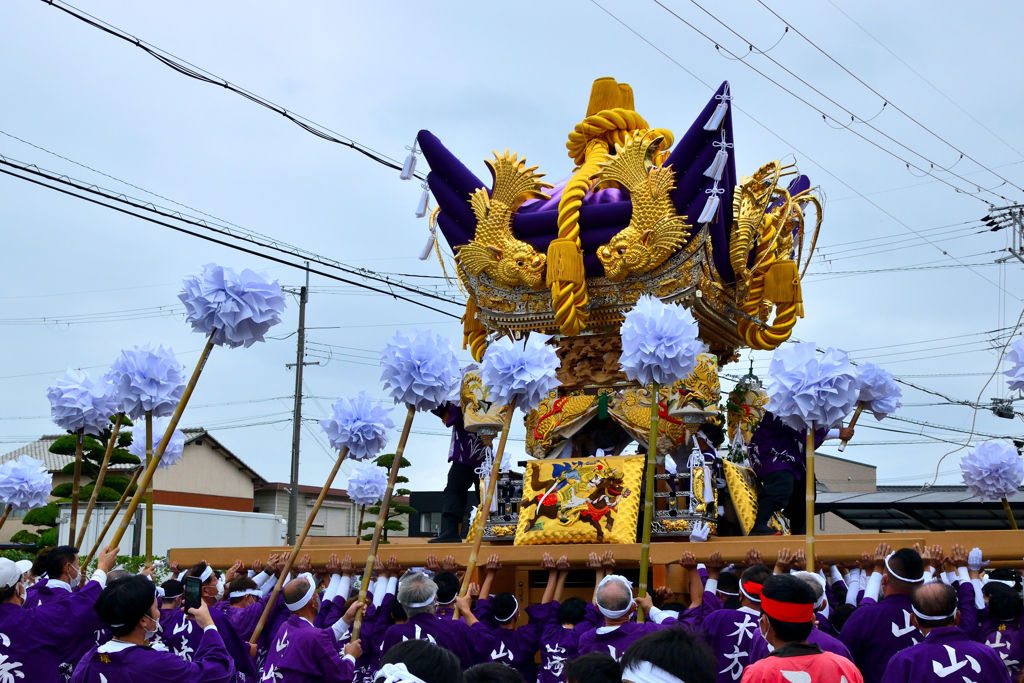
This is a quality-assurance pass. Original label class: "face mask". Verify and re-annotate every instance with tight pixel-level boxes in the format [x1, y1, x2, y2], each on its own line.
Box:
[216, 579, 225, 601]
[759, 619, 775, 652]
[142, 614, 159, 643]
[67, 564, 79, 582]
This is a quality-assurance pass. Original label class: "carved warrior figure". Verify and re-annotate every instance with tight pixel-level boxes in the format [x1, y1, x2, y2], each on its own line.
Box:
[595, 131, 691, 282]
[457, 150, 553, 290]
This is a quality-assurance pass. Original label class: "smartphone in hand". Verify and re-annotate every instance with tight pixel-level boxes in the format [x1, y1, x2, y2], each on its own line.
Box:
[183, 576, 203, 612]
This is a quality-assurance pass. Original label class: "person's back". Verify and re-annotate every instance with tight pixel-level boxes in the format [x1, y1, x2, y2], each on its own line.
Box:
[740, 574, 864, 683]
[474, 591, 553, 682]
[539, 598, 602, 683]
[576, 574, 675, 663]
[881, 582, 1011, 683]
[839, 547, 924, 683]
[702, 565, 772, 682]
[969, 583, 1024, 679]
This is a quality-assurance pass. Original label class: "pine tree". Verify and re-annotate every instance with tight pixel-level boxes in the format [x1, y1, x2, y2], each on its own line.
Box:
[361, 452, 417, 543]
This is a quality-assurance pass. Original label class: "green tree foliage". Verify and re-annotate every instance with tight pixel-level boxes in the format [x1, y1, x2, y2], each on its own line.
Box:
[23, 503, 58, 527]
[8, 530, 38, 545]
[360, 452, 416, 543]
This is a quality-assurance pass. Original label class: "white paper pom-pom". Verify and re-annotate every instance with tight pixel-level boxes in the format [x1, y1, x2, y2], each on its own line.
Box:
[346, 461, 389, 506]
[767, 342, 859, 430]
[107, 345, 187, 420]
[128, 417, 186, 470]
[0, 455, 53, 510]
[46, 369, 119, 436]
[380, 330, 461, 412]
[480, 334, 560, 413]
[1005, 339, 1024, 393]
[320, 392, 395, 460]
[178, 263, 287, 348]
[961, 441, 1024, 501]
[854, 363, 902, 420]
[620, 295, 703, 388]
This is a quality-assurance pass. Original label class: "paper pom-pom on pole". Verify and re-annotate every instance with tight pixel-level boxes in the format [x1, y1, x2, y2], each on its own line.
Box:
[961, 441, 1024, 529]
[0, 455, 53, 534]
[351, 329, 459, 640]
[47, 368, 119, 545]
[838, 363, 902, 452]
[453, 334, 560, 619]
[618, 295, 703, 621]
[248, 390, 394, 655]
[1005, 339, 1024, 393]
[347, 461, 389, 506]
[75, 412, 124, 548]
[766, 342, 858, 570]
[103, 263, 286, 557]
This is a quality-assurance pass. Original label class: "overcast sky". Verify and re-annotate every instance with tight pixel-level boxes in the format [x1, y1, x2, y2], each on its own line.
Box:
[3, 0, 1023, 498]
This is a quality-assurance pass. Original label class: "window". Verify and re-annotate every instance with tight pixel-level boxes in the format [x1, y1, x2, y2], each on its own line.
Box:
[419, 512, 441, 535]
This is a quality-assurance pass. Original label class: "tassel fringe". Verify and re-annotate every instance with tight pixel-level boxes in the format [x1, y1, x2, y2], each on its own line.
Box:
[545, 238, 586, 287]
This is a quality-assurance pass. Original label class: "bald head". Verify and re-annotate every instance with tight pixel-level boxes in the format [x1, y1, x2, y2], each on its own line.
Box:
[106, 569, 131, 582]
[596, 580, 632, 613]
[283, 577, 312, 608]
[912, 582, 957, 630]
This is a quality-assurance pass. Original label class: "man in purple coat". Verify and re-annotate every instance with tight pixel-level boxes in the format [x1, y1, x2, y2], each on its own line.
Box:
[379, 571, 496, 668]
[881, 581, 1011, 683]
[576, 573, 678, 663]
[840, 545, 925, 683]
[0, 545, 117, 683]
[429, 398, 489, 543]
[262, 573, 363, 682]
[701, 562, 772, 682]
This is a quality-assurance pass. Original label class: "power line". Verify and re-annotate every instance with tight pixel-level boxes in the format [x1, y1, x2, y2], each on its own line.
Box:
[38, 0, 423, 180]
[587, 0, 1023, 303]
[0, 156, 461, 320]
[754, 0, 1024, 191]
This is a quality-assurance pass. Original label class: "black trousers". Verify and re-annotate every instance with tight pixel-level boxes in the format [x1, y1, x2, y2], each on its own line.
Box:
[752, 470, 807, 535]
[440, 462, 480, 537]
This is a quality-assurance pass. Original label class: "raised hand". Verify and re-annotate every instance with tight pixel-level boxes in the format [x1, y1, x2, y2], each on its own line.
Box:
[775, 548, 793, 573]
[326, 554, 340, 575]
[679, 551, 699, 571]
[556, 555, 570, 572]
[168, 560, 180, 576]
[468, 582, 480, 598]
[601, 551, 616, 570]
[386, 555, 402, 577]
[373, 556, 385, 575]
[541, 553, 556, 570]
[587, 552, 602, 569]
[251, 559, 263, 575]
[441, 555, 459, 572]
[297, 554, 312, 575]
[857, 552, 873, 573]
[655, 586, 675, 606]
[746, 548, 764, 567]
[341, 555, 353, 576]
[707, 551, 725, 572]
[951, 544, 969, 569]
[485, 554, 502, 571]
[425, 554, 441, 573]
[792, 550, 807, 572]
[873, 543, 891, 572]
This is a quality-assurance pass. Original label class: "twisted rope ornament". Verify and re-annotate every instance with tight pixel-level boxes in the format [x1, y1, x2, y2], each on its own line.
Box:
[736, 217, 799, 349]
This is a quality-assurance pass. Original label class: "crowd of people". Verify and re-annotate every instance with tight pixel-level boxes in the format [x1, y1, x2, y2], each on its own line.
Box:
[2, 540, 1022, 683]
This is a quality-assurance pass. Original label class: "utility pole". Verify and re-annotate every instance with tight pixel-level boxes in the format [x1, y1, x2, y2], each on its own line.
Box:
[285, 263, 315, 545]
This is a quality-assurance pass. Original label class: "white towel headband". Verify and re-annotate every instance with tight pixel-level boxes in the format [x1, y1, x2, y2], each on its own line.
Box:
[230, 589, 263, 599]
[198, 565, 214, 584]
[623, 660, 687, 683]
[596, 574, 635, 618]
[284, 573, 317, 611]
[375, 663, 427, 683]
[885, 553, 925, 584]
[911, 605, 957, 622]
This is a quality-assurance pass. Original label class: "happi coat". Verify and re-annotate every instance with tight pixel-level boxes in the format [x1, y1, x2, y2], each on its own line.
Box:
[839, 593, 922, 683]
[880, 626, 1011, 683]
[538, 602, 603, 683]
[741, 642, 864, 683]
[71, 625, 235, 683]
[380, 612, 496, 669]
[261, 613, 356, 683]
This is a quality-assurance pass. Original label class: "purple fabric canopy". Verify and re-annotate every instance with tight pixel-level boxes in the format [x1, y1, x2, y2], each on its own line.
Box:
[420, 81, 744, 283]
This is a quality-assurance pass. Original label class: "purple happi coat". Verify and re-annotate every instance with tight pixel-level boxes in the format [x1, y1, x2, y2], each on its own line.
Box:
[262, 613, 356, 683]
[880, 626, 1011, 683]
[538, 602, 603, 683]
[750, 625, 852, 662]
[432, 403, 488, 466]
[473, 600, 554, 683]
[576, 611, 678, 663]
[71, 626, 235, 683]
[344, 598, 392, 683]
[747, 412, 828, 480]
[0, 578, 104, 683]
[157, 606, 257, 681]
[975, 622, 1024, 678]
[839, 593, 922, 683]
[380, 612, 496, 669]
[701, 605, 767, 683]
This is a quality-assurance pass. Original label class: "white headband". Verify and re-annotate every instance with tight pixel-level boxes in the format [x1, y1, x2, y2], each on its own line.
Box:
[596, 574, 635, 618]
[229, 589, 263, 599]
[911, 605, 957, 622]
[716, 589, 739, 597]
[494, 596, 519, 622]
[198, 566, 214, 584]
[623, 660, 687, 683]
[284, 573, 317, 611]
[437, 595, 456, 606]
[155, 586, 165, 600]
[739, 582, 761, 603]
[885, 553, 925, 584]
[405, 588, 439, 609]
[375, 663, 427, 683]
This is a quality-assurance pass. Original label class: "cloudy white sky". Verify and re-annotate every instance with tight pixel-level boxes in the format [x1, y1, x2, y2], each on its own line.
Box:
[3, 0, 1023, 496]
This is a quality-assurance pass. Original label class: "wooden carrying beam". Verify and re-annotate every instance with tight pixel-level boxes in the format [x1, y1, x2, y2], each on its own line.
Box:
[168, 529, 1024, 569]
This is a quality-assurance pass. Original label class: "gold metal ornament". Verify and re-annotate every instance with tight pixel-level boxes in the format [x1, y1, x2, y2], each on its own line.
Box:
[457, 150, 553, 290]
[595, 131, 691, 282]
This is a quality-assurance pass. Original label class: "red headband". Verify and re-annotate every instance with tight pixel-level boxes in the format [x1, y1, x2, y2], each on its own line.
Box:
[761, 595, 815, 623]
[742, 581, 763, 597]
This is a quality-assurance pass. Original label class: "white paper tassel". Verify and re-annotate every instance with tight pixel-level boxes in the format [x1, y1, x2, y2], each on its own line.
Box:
[415, 183, 430, 218]
[697, 192, 721, 224]
[704, 102, 728, 132]
[418, 228, 436, 261]
[400, 138, 420, 180]
[703, 149, 728, 181]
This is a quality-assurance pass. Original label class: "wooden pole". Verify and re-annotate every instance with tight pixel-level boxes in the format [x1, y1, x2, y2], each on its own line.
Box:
[247, 446, 350, 656]
[0, 504, 13, 535]
[81, 466, 142, 571]
[105, 336, 215, 552]
[68, 430, 84, 546]
[76, 413, 123, 548]
[352, 405, 416, 641]
[453, 396, 518, 620]
[636, 382, 660, 624]
[355, 505, 365, 544]
[806, 425, 816, 572]
[145, 411, 153, 566]
[837, 402, 864, 453]
[1002, 498, 1019, 530]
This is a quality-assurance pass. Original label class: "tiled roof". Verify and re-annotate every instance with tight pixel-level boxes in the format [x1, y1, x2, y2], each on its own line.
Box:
[0, 435, 135, 473]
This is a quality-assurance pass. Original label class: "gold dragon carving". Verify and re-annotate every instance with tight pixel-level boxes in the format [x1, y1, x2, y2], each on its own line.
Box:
[594, 131, 691, 282]
[457, 151, 553, 290]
